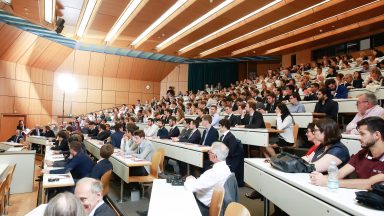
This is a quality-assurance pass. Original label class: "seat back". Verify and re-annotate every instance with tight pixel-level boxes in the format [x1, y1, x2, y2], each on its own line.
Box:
[157, 148, 165, 173]
[221, 173, 239, 216]
[150, 149, 164, 178]
[224, 202, 250, 216]
[292, 123, 299, 147]
[4, 164, 16, 192]
[100, 169, 112, 197]
[209, 185, 225, 216]
[265, 122, 272, 129]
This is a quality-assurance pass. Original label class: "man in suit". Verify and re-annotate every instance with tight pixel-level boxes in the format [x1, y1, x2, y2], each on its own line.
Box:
[325, 78, 348, 99]
[42, 125, 55, 138]
[110, 123, 124, 148]
[304, 83, 319, 101]
[88, 122, 99, 138]
[96, 124, 110, 141]
[162, 109, 172, 124]
[30, 124, 43, 136]
[237, 100, 266, 129]
[156, 119, 169, 139]
[90, 144, 113, 180]
[260, 93, 278, 114]
[173, 119, 201, 144]
[130, 130, 155, 176]
[218, 119, 244, 186]
[200, 115, 219, 146]
[167, 117, 180, 138]
[314, 88, 339, 121]
[224, 105, 240, 127]
[7, 129, 24, 143]
[44, 141, 94, 180]
[75, 178, 116, 216]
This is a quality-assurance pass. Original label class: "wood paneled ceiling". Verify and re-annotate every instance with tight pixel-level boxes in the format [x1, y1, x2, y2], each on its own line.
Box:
[1, 0, 384, 59]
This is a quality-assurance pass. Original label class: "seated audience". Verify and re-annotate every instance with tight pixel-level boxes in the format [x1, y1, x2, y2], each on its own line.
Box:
[260, 93, 278, 113]
[51, 130, 69, 153]
[172, 119, 201, 144]
[88, 122, 99, 138]
[43, 125, 56, 138]
[200, 115, 219, 146]
[110, 123, 124, 148]
[167, 117, 180, 138]
[44, 192, 86, 216]
[184, 142, 231, 216]
[129, 130, 155, 176]
[96, 124, 110, 141]
[90, 144, 114, 180]
[303, 123, 321, 157]
[156, 119, 169, 139]
[209, 105, 220, 127]
[237, 100, 266, 128]
[224, 105, 240, 127]
[346, 93, 384, 134]
[314, 88, 339, 121]
[75, 178, 116, 216]
[325, 78, 348, 99]
[120, 123, 139, 154]
[7, 129, 24, 143]
[364, 67, 383, 87]
[30, 124, 43, 136]
[143, 118, 159, 137]
[288, 93, 306, 113]
[310, 117, 384, 189]
[352, 71, 363, 88]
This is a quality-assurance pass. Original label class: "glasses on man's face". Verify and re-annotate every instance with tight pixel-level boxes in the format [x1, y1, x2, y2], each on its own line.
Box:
[356, 101, 368, 105]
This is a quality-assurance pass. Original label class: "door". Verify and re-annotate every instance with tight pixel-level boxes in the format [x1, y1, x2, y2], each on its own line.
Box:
[0, 115, 27, 141]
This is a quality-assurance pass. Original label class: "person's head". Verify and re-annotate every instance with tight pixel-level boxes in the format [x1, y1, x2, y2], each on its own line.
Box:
[246, 100, 257, 113]
[44, 192, 86, 216]
[306, 123, 317, 143]
[126, 123, 139, 137]
[209, 142, 229, 163]
[44, 125, 51, 131]
[356, 116, 384, 149]
[69, 133, 83, 143]
[114, 123, 123, 132]
[201, 115, 212, 128]
[356, 93, 377, 115]
[210, 105, 217, 115]
[325, 78, 337, 90]
[344, 74, 353, 83]
[275, 103, 291, 120]
[370, 67, 382, 80]
[218, 119, 230, 133]
[327, 66, 336, 75]
[317, 88, 328, 101]
[314, 118, 341, 146]
[133, 130, 145, 144]
[361, 61, 369, 69]
[311, 83, 320, 92]
[189, 119, 199, 130]
[156, 119, 165, 128]
[57, 130, 68, 141]
[18, 120, 24, 125]
[184, 118, 192, 129]
[100, 144, 114, 159]
[99, 124, 106, 132]
[169, 116, 177, 127]
[266, 93, 276, 105]
[353, 71, 362, 80]
[69, 141, 82, 156]
[15, 129, 21, 136]
[289, 92, 300, 105]
[147, 118, 154, 126]
[74, 178, 104, 215]
[224, 105, 233, 115]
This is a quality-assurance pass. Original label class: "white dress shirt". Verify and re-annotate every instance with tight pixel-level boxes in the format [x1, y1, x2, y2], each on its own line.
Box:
[120, 138, 138, 154]
[211, 113, 220, 127]
[144, 124, 159, 137]
[184, 161, 231, 206]
[277, 115, 294, 143]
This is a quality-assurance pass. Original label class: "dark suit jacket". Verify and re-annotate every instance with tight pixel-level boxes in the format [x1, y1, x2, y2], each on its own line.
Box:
[7, 134, 24, 143]
[94, 203, 116, 216]
[167, 126, 180, 138]
[51, 139, 69, 152]
[50, 151, 94, 180]
[178, 128, 191, 140]
[90, 159, 113, 180]
[180, 129, 201, 144]
[30, 129, 43, 136]
[225, 114, 240, 127]
[241, 112, 266, 128]
[314, 99, 339, 121]
[43, 130, 55, 138]
[200, 127, 219, 146]
[97, 131, 110, 141]
[110, 131, 124, 148]
[221, 132, 244, 186]
[265, 102, 277, 113]
[157, 127, 169, 139]
[89, 127, 99, 138]
[304, 93, 318, 101]
[353, 79, 363, 88]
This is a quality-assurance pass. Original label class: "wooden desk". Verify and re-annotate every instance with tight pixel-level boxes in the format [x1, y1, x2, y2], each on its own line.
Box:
[341, 134, 361, 156]
[148, 179, 201, 216]
[84, 139, 151, 203]
[244, 158, 382, 216]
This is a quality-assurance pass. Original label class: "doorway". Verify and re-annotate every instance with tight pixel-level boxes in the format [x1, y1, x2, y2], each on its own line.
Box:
[0, 114, 27, 141]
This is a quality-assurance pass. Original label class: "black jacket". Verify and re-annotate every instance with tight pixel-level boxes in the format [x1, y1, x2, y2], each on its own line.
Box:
[241, 112, 266, 128]
[200, 127, 219, 146]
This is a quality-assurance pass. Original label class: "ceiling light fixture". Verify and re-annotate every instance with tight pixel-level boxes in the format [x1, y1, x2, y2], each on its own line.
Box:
[44, 0, 55, 23]
[104, 0, 143, 42]
[231, 0, 382, 56]
[199, 0, 330, 57]
[131, 0, 188, 47]
[156, 0, 235, 50]
[178, 0, 283, 54]
[76, 0, 99, 37]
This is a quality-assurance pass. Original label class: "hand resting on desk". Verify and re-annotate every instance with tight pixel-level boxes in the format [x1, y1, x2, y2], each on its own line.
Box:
[309, 171, 327, 186]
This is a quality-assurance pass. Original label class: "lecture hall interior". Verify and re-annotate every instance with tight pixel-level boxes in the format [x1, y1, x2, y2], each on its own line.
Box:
[0, 0, 384, 215]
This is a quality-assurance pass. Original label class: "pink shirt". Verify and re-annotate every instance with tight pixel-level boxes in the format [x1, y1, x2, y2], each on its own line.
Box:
[346, 105, 384, 134]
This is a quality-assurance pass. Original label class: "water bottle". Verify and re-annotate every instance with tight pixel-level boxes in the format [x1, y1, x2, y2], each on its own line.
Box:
[327, 161, 339, 191]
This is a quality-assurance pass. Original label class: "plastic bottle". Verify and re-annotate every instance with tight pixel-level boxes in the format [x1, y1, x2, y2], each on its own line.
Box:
[328, 161, 339, 191]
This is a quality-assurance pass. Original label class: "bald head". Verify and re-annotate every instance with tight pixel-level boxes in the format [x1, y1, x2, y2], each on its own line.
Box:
[74, 178, 103, 214]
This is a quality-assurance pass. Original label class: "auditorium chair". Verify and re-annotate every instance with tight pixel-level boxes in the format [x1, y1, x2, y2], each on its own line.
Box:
[224, 202, 250, 216]
[209, 185, 225, 216]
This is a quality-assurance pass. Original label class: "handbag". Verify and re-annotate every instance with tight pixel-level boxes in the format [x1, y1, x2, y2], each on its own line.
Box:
[355, 181, 384, 210]
[270, 152, 316, 173]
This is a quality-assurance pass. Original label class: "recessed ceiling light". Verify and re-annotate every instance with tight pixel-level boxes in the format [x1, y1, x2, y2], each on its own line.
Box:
[44, 0, 55, 23]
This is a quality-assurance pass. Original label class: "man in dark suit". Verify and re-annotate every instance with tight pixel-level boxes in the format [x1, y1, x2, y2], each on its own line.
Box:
[224, 105, 240, 127]
[156, 119, 169, 139]
[7, 129, 24, 143]
[173, 119, 201, 144]
[200, 115, 219, 146]
[237, 100, 266, 129]
[30, 124, 43, 136]
[260, 93, 278, 113]
[90, 144, 113, 180]
[88, 122, 99, 138]
[110, 123, 124, 148]
[167, 117, 180, 138]
[44, 141, 94, 180]
[162, 109, 172, 124]
[42, 125, 55, 138]
[75, 178, 116, 216]
[314, 88, 339, 121]
[96, 124, 110, 141]
[304, 83, 319, 101]
[219, 118, 244, 187]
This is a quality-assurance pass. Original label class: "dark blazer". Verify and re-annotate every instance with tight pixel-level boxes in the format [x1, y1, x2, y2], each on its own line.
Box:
[304, 93, 318, 101]
[90, 159, 113, 180]
[353, 79, 363, 88]
[110, 131, 124, 148]
[332, 85, 348, 99]
[200, 127, 219, 146]
[89, 127, 99, 138]
[50, 151, 94, 180]
[157, 127, 169, 139]
[167, 126, 180, 138]
[97, 131, 110, 141]
[221, 132, 244, 186]
[43, 130, 55, 138]
[225, 114, 240, 127]
[30, 129, 43, 136]
[265, 102, 277, 113]
[7, 134, 24, 143]
[51, 139, 69, 152]
[162, 115, 170, 124]
[180, 129, 201, 144]
[241, 112, 266, 128]
[314, 98, 339, 121]
[94, 203, 116, 216]
[178, 128, 191, 140]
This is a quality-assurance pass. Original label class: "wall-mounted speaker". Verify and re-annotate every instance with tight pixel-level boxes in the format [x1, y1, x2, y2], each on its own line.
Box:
[55, 18, 65, 34]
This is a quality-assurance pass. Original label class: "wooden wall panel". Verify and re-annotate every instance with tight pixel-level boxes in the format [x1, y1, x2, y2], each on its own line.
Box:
[160, 64, 188, 97]
[42, 85, 53, 100]
[14, 97, 29, 114]
[142, 93, 153, 103]
[0, 25, 22, 57]
[32, 43, 73, 71]
[166, 67, 179, 82]
[179, 64, 188, 82]
[0, 78, 15, 96]
[86, 103, 102, 113]
[52, 87, 64, 101]
[103, 54, 120, 77]
[30, 67, 43, 84]
[115, 92, 129, 105]
[142, 81, 154, 94]
[88, 76, 102, 89]
[56, 52, 75, 74]
[71, 89, 88, 102]
[102, 90, 116, 104]
[52, 101, 71, 116]
[71, 102, 87, 115]
[40, 115, 52, 125]
[160, 82, 167, 98]
[102, 103, 115, 109]
[87, 89, 102, 103]
[73, 74, 88, 89]
[14, 81, 30, 98]
[153, 82, 160, 95]
[0, 96, 14, 113]
[116, 56, 133, 78]
[28, 115, 40, 128]
[179, 82, 188, 93]
[42, 70, 54, 85]
[1, 31, 38, 62]
[29, 84, 43, 99]
[116, 79, 129, 91]
[29, 99, 42, 114]
[89, 52, 105, 76]
[74, 50, 90, 75]
[128, 93, 142, 105]
[129, 80, 143, 93]
[41, 100, 52, 115]
[15, 64, 31, 82]
[103, 77, 116, 90]
[129, 59, 144, 80]
[0, 60, 16, 79]
[17, 38, 52, 66]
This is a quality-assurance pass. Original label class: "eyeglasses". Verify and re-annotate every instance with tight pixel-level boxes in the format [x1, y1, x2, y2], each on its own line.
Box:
[356, 101, 368, 105]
